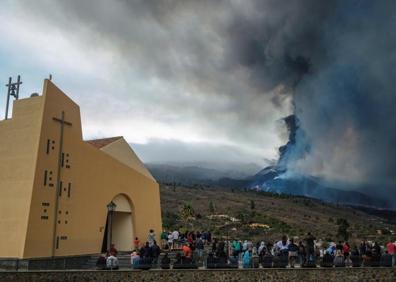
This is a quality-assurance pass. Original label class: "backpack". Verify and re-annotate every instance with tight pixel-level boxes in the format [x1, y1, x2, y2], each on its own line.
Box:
[196, 239, 204, 249]
[242, 251, 251, 266]
[161, 232, 168, 240]
[262, 255, 273, 268]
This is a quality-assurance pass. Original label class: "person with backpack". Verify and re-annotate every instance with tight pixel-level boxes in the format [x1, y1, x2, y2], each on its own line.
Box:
[160, 230, 168, 249]
[131, 251, 141, 269]
[236, 240, 243, 260]
[386, 240, 396, 266]
[304, 233, 316, 264]
[261, 250, 273, 268]
[275, 235, 289, 256]
[150, 240, 161, 265]
[350, 246, 362, 267]
[106, 253, 119, 270]
[251, 248, 259, 268]
[321, 251, 334, 267]
[288, 238, 299, 268]
[336, 241, 343, 252]
[242, 249, 252, 268]
[160, 253, 171, 269]
[298, 241, 306, 266]
[372, 242, 382, 267]
[182, 243, 193, 261]
[343, 242, 350, 259]
[345, 254, 353, 267]
[333, 250, 345, 267]
[359, 241, 366, 259]
[380, 251, 393, 267]
[96, 253, 107, 270]
[196, 237, 205, 259]
[258, 241, 266, 263]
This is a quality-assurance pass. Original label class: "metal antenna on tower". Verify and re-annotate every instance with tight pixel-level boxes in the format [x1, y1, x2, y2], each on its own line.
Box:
[4, 75, 22, 120]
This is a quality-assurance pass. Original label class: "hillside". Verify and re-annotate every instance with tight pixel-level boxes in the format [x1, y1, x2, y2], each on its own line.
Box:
[146, 162, 260, 184]
[248, 165, 390, 208]
[160, 183, 396, 245]
[148, 163, 390, 208]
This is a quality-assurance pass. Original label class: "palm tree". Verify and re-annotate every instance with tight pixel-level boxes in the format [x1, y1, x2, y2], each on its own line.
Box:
[180, 202, 195, 227]
[209, 200, 215, 214]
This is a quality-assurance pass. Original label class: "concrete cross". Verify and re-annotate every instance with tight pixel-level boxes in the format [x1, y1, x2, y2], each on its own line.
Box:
[52, 111, 72, 257]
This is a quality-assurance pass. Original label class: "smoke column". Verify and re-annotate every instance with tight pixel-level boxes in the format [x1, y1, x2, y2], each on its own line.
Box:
[223, 0, 396, 205]
[9, 0, 396, 205]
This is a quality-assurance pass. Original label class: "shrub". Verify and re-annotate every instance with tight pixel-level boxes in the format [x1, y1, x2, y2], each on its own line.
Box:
[336, 218, 350, 240]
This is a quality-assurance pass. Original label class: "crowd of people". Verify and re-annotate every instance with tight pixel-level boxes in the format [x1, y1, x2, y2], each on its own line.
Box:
[96, 228, 396, 270]
[97, 229, 162, 270]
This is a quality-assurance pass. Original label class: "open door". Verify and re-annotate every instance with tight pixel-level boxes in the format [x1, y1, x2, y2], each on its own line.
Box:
[102, 194, 134, 252]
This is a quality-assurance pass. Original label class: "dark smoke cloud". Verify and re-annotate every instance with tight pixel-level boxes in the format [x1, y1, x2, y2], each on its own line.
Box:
[11, 0, 396, 204]
[202, 0, 396, 205]
[224, 0, 335, 92]
[292, 1, 396, 195]
[253, 0, 396, 206]
[277, 115, 310, 171]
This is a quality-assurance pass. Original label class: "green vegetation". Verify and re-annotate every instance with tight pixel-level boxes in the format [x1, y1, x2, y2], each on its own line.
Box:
[162, 211, 179, 229]
[209, 200, 215, 214]
[250, 200, 255, 210]
[336, 218, 350, 241]
[160, 184, 396, 243]
[180, 202, 195, 220]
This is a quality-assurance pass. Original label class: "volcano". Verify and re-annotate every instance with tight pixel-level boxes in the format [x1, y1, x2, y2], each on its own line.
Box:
[248, 165, 389, 208]
[242, 114, 389, 208]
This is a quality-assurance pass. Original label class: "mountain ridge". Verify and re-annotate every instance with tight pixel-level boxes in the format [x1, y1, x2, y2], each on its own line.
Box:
[147, 162, 391, 209]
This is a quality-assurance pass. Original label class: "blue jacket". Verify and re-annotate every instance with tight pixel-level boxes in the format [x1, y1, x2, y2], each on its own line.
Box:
[243, 251, 251, 267]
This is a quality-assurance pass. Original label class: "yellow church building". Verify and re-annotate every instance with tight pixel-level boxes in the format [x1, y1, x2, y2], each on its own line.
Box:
[0, 79, 162, 259]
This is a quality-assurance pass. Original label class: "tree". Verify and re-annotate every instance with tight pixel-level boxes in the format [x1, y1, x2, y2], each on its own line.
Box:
[237, 210, 249, 224]
[180, 202, 195, 222]
[162, 211, 179, 229]
[250, 199, 256, 217]
[179, 202, 195, 229]
[336, 218, 350, 240]
[250, 200, 255, 210]
[209, 200, 215, 214]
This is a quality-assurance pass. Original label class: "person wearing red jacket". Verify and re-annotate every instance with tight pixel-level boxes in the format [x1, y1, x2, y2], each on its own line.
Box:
[386, 241, 396, 266]
[182, 243, 192, 259]
[343, 242, 350, 259]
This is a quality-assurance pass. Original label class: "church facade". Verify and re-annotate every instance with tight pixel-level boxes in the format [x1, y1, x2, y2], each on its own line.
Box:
[0, 79, 162, 259]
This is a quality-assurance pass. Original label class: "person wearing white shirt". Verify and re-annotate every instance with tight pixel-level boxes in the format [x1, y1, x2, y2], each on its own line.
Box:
[275, 235, 289, 255]
[172, 230, 179, 249]
[106, 254, 119, 270]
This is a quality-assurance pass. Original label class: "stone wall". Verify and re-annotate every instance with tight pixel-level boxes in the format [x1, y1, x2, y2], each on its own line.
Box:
[1, 268, 396, 282]
[0, 255, 94, 271]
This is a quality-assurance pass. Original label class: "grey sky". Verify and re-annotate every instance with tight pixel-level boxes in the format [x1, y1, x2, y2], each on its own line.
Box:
[1, 0, 396, 199]
[0, 0, 292, 167]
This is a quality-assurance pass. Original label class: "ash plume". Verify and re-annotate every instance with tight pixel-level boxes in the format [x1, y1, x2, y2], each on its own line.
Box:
[10, 0, 396, 206]
[224, 0, 396, 205]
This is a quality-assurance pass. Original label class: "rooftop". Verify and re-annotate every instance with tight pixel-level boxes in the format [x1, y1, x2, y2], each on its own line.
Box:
[86, 136, 123, 149]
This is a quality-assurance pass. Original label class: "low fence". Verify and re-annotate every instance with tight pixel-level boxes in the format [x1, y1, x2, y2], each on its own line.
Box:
[0, 255, 93, 271]
[0, 268, 396, 282]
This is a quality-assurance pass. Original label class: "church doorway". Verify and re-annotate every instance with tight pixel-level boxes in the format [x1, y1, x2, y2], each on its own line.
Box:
[102, 194, 134, 252]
